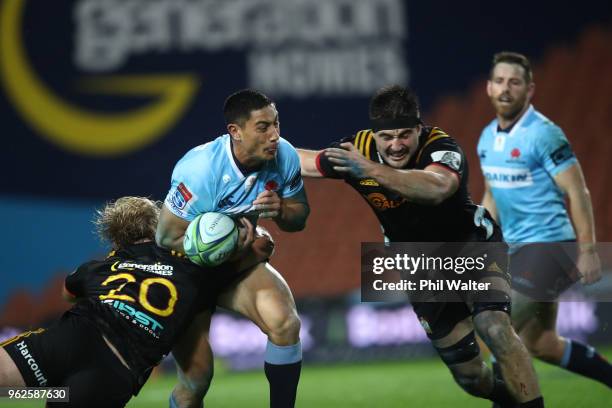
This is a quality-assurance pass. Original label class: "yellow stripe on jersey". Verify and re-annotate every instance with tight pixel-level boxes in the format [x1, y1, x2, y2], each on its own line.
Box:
[416, 127, 450, 163]
[353, 131, 363, 151]
[364, 132, 373, 159]
[0, 328, 45, 348]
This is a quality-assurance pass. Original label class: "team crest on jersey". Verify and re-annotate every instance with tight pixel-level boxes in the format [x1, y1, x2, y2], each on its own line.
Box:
[265, 180, 279, 191]
[431, 151, 461, 171]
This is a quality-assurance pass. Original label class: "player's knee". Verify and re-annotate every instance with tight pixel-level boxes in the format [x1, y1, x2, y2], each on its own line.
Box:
[474, 311, 516, 356]
[263, 309, 301, 345]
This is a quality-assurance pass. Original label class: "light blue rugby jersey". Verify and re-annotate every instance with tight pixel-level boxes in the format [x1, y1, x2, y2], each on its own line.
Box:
[477, 105, 577, 243]
[164, 134, 304, 222]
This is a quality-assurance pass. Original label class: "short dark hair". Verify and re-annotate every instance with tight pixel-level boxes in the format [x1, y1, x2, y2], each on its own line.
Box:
[223, 89, 273, 127]
[490, 51, 533, 83]
[369, 85, 420, 120]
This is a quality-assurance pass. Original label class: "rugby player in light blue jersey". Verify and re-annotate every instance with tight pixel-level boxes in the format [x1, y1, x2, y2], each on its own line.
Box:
[157, 89, 310, 408]
[478, 52, 611, 395]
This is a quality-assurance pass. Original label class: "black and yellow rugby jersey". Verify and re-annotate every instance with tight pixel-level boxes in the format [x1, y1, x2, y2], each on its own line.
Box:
[65, 242, 213, 386]
[317, 126, 497, 242]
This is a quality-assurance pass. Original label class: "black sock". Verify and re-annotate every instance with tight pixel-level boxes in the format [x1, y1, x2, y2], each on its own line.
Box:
[564, 340, 612, 387]
[518, 396, 544, 407]
[264, 361, 301, 408]
[490, 378, 516, 407]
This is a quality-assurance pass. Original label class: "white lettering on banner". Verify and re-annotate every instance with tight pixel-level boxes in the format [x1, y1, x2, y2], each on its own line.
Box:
[482, 166, 533, 188]
[74, 0, 408, 96]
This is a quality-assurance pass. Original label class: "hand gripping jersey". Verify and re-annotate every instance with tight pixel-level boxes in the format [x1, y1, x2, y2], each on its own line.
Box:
[65, 242, 212, 388]
[317, 127, 495, 242]
[164, 134, 304, 222]
[477, 105, 577, 243]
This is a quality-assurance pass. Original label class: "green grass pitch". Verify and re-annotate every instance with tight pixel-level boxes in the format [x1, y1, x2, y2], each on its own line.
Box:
[2, 349, 610, 407]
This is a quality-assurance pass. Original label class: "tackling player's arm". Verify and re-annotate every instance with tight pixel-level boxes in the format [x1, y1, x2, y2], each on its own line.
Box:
[297, 149, 325, 178]
[554, 163, 601, 284]
[325, 142, 459, 205]
[482, 180, 499, 222]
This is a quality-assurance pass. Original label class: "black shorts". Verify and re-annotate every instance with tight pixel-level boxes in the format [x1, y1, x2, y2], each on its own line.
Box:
[510, 242, 579, 300]
[412, 226, 511, 340]
[2, 313, 136, 408]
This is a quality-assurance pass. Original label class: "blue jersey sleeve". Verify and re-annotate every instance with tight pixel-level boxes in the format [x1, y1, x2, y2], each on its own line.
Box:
[533, 124, 577, 177]
[278, 139, 305, 198]
[164, 147, 217, 221]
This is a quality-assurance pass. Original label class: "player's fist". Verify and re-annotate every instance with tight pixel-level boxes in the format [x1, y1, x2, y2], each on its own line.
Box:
[252, 190, 282, 219]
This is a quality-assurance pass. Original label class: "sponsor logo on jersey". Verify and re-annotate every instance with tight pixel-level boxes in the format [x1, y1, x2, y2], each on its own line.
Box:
[482, 166, 533, 188]
[430, 150, 461, 171]
[510, 148, 521, 158]
[16, 340, 48, 386]
[365, 193, 406, 210]
[171, 182, 192, 210]
[111, 261, 174, 276]
[103, 299, 163, 338]
[550, 143, 574, 165]
[359, 178, 380, 186]
[178, 182, 193, 202]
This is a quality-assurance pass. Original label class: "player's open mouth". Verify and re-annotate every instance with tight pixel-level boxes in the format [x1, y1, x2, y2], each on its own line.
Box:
[498, 95, 513, 104]
[387, 150, 408, 161]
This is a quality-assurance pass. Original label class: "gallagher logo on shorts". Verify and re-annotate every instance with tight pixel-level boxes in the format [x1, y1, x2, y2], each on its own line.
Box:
[172, 183, 193, 210]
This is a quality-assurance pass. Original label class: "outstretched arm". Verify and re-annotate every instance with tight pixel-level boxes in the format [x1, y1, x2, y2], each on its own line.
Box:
[297, 149, 325, 178]
[325, 142, 459, 205]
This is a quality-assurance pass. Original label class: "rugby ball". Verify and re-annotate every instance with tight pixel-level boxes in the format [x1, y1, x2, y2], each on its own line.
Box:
[183, 212, 239, 266]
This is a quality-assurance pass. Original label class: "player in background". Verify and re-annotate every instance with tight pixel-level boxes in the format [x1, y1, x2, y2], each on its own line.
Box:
[298, 85, 544, 407]
[0, 196, 228, 407]
[156, 89, 310, 408]
[478, 51, 611, 392]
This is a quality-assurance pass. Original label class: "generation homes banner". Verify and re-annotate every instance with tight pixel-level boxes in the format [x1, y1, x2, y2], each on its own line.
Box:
[2, 0, 609, 200]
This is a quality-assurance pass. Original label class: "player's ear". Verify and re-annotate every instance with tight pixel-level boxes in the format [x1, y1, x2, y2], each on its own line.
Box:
[527, 81, 535, 100]
[227, 123, 241, 141]
[486, 80, 493, 97]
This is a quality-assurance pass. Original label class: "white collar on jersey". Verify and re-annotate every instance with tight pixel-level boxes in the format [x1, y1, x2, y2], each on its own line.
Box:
[494, 104, 534, 138]
[224, 135, 246, 179]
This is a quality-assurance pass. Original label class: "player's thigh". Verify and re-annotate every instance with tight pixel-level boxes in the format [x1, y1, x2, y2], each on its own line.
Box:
[511, 290, 558, 332]
[47, 368, 132, 408]
[515, 300, 559, 344]
[217, 262, 297, 331]
[0, 347, 25, 386]
[172, 310, 214, 380]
